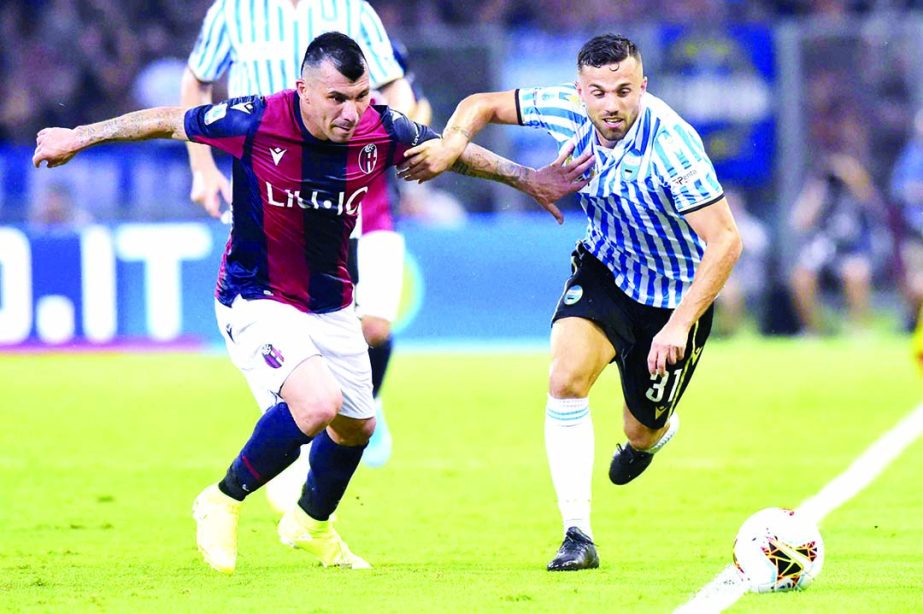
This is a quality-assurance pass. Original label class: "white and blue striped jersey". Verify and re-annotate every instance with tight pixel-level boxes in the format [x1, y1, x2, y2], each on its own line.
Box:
[517, 85, 724, 309]
[188, 0, 404, 96]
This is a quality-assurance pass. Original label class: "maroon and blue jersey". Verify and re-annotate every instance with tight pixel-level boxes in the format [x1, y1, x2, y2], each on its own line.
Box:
[184, 91, 437, 313]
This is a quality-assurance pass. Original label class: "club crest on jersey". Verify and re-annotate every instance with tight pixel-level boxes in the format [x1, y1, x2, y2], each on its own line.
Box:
[621, 151, 642, 180]
[358, 143, 378, 174]
[204, 103, 227, 125]
[566, 151, 597, 182]
[260, 344, 284, 369]
[563, 285, 583, 305]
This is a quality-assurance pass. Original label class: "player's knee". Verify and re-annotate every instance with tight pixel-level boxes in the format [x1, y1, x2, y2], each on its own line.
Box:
[548, 362, 593, 398]
[362, 317, 391, 347]
[353, 417, 376, 444]
[288, 391, 343, 431]
[329, 416, 375, 446]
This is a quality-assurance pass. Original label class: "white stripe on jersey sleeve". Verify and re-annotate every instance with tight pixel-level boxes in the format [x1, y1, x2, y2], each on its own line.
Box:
[188, 0, 232, 83]
[517, 85, 584, 143]
[356, 0, 404, 88]
[651, 122, 723, 214]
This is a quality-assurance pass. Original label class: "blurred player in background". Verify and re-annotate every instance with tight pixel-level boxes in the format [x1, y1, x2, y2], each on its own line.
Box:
[890, 109, 923, 323]
[181, 0, 418, 505]
[350, 40, 432, 467]
[790, 152, 881, 335]
[714, 186, 768, 336]
[890, 108, 923, 371]
[401, 33, 741, 572]
[34, 32, 588, 574]
[390, 40, 432, 126]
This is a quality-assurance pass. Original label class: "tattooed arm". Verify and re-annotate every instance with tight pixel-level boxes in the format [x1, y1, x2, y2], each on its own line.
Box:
[451, 141, 593, 224]
[33, 107, 187, 168]
[401, 91, 517, 182]
[451, 143, 529, 189]
[397, 90, 593, 222]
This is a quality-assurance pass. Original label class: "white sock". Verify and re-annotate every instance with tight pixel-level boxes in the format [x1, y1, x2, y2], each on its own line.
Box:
[641, 412, 680, 454]
[545, 395, 594, 539]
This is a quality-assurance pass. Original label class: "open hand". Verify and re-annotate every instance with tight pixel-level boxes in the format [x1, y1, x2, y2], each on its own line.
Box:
[190, 163, 232, 218]
[523, 141, 594, 224]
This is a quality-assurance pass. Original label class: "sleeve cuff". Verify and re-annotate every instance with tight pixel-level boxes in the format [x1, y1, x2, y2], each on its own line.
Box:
[514, 89, 523, 126]
[186, 64, 215, 86]
[679, 193, 724, 215]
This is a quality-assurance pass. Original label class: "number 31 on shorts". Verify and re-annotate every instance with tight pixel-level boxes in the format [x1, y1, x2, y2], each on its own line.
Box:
[645, 368, 682, 404]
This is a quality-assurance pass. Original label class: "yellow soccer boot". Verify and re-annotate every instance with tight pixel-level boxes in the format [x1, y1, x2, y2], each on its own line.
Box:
[192, 484, 241, 574]
[278, 506, 371, 569]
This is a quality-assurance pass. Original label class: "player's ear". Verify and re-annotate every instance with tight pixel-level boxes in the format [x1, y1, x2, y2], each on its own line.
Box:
[295, 79, 308, 99]
[640, 76, 648, 94]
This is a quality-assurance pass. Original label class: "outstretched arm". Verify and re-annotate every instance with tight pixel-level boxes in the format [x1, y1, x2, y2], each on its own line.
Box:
[33, 107, 188, 168]
[450, 140, 593, 224]
[401, 91, 520, 182]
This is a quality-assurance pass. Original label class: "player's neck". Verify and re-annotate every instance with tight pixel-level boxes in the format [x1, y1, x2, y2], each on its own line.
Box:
[594, 130, 621, 149]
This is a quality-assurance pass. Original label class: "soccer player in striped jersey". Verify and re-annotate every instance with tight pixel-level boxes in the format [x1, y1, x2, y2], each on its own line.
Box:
[181, 0, 417, 486]
[401, 34, 742, 571]
[33, 33, 588, 574]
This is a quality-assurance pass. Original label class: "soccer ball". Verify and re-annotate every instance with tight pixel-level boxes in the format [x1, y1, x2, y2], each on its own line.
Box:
[733, 507, 824, 593]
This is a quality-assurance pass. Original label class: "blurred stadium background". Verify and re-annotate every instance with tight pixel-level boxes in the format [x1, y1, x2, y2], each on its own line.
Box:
[2, 1, 923, 345]
[3, 1, 923, 612]
[0, 0, 923, 345]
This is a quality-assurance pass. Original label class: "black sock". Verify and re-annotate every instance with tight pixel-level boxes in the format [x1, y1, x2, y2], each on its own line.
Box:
[368, 336, 393, 397]
[218, 401, 311, 501]
[298, 429, 365, 520]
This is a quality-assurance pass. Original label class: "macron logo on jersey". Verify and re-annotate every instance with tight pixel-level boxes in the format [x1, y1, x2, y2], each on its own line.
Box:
[270, 147, 287, 166]
[231, 101, 254, 114]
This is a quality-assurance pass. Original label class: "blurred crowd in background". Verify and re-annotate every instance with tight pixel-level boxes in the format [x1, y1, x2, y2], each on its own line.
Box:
[3, 0, 923, 336]
[3, 0, 923, 142]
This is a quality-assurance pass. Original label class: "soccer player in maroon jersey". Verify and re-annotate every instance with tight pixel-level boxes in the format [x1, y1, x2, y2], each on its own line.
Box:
[33, 32, 592, 574]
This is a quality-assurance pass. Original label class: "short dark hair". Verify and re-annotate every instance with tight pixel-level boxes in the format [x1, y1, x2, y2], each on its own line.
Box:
[301, 32, 367, 81]
[577, 34, 642, 70]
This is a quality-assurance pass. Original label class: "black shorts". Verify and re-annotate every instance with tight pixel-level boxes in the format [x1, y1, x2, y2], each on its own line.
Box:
[552, 243, 713, 429]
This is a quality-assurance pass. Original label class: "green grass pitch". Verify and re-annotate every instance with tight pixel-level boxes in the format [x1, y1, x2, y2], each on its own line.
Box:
[1, 334, 921, 613]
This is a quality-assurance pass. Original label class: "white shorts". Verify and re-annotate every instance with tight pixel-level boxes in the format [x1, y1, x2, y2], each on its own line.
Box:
[355, 230, 404, 322]
[215, 297, 374, 419]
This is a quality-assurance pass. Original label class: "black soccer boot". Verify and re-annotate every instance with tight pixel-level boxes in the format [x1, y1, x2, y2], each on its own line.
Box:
[608, 443, 654, 485]
[546, 527, 600, 571]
